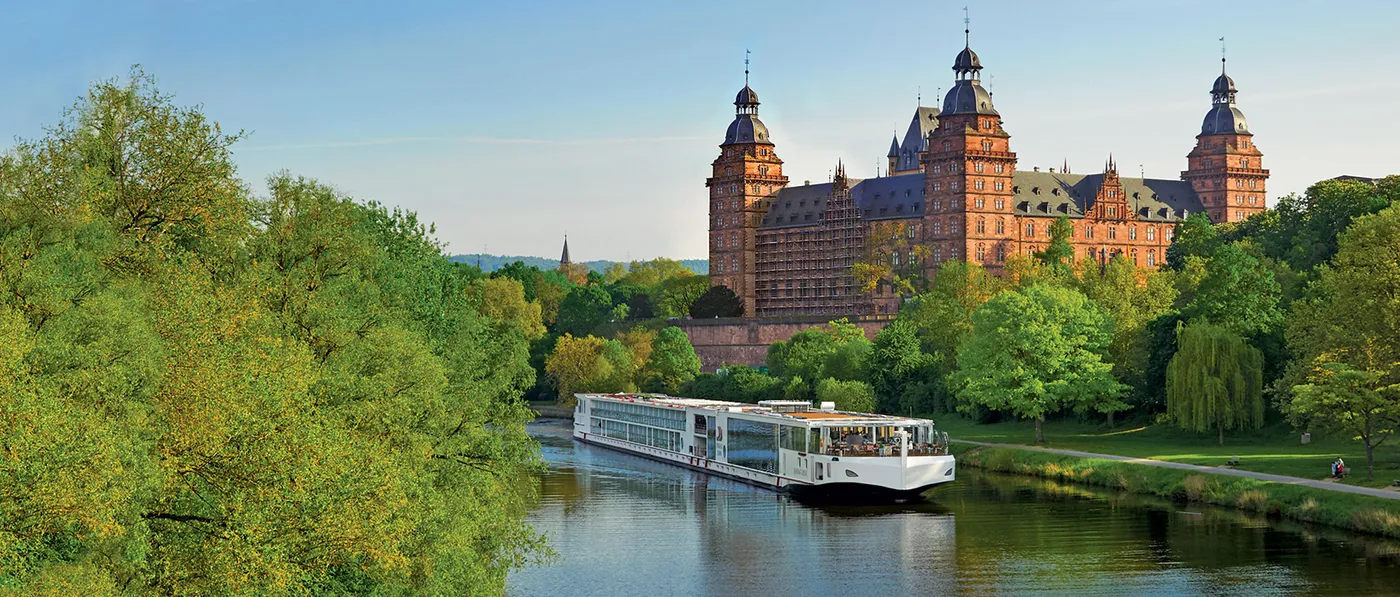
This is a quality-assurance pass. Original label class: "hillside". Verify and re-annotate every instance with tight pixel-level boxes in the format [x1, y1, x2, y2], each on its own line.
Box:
[449, 254, 709, 275]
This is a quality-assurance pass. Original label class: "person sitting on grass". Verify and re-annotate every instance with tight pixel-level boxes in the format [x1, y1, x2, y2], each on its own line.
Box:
[1333, 457, 1346, 479]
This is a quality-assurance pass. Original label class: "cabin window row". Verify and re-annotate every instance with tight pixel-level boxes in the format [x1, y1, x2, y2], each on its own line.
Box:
[591, 417, 682, 451]
[591, 401, 687, 431]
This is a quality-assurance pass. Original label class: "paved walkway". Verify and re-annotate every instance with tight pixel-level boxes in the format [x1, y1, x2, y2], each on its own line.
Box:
[954, 440, 1400, 501]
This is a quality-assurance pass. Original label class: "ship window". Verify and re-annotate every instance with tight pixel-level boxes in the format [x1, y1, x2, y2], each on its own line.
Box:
[727, 418, 779, 474]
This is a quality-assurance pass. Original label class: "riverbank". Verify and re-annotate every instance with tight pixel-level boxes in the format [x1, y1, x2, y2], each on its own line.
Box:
[529, 401, 574, 420]
[936, 416, 1400, 489]
[951, 443, 1400, 539]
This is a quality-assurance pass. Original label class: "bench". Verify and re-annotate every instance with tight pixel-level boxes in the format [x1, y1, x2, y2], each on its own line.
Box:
[1226, 456, 1240, 467]
[1392, 479, 1399, 487]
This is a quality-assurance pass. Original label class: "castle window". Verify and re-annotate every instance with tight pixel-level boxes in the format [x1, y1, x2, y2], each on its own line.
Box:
[726, 150, 733, 157]
[951, 219, 959, 234]
[1147, 250, 1156, 267]
[934, 200, 943, 210]
[943, 141, 951, 152]
[908, 225, 916, 238]
[976, 218, 986, 233]
[933, 164, 941, 174]
[1249, 196, 1257, 205]
[932, 221, 942, 235]
[731, 199, 738, 209]
[995, 163, 1004, 174]
[950, 246, 959, 260]
[951, 182, 959, 191]
[725, 167, 733, 175]
[1236, 195, 1243, 204]
[1129, 227, 1137, 240]
[1108, 226, 1117, 240]
[1166, 228, 1174, 242]
[1086, 225, 1095, 239]
[1026, 223, 1035, 236]
[933, 246, 942, 263]
[1250, 180, 1257, 189]
[730, 215, 737, 225]
[976, 244, 986, 261]
[995, 244, 1006, 262]
[975, 162, 984, 173]
[933, 182, 942, 192]
[996, 219, 1005, 234]
[1108, 206, 1117, 217]
[995, 181, 1005, 191]
[982, 140, 992, 151]
[729, 256, 738, 272]
[729, 233, 738, 248]
[1241, 158, 1249, 168]
[952, 199, 960, 209]
[730, 185, 737, 193]
[1147, 227, 1156, 241]
[975, 180, 984, 190]
[995, 199, 1004, 209]
[975, 199, 985, 208]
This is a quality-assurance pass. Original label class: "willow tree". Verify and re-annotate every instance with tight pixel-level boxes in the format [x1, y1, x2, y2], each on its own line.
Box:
[1165, 323, 1264, 444]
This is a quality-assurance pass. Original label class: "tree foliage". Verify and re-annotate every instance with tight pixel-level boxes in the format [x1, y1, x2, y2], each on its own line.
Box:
[690, 284, 744, 318]
[0, 69, 547, 595]
[766, 319, 870, 383]
[640, 327, 702, 394]
[815, 378, 877, 413]
[954, 284, 1126, 442]
[1165, 323, 1265, 444]
[555, 285, 614, 336]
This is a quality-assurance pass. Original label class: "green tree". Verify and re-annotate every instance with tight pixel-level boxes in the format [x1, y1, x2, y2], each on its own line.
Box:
[1075, 255, 1178, 416]
[767, 319, 870, 383]
[556, 285, 614, 336]
[690, 284, 744, 318]
[815, 378, 877, 413]
[1285, 202, 1400, 478]
[1185, 243, 1282, 336]
[867, 320, 937, 414]
[1033, 215, 1076, 276]
[655, 275, 710, 318]
[641, 327, 702, 394]
[1165, 323, 1265, 445]
[954, 284, 1127, 443]
[544, 334, 635, 404]
[620, 257, 694, 288]
[898, 260, 1003, 370]
[474, 276, 546, 340]
[1166, 211, 1222, 271]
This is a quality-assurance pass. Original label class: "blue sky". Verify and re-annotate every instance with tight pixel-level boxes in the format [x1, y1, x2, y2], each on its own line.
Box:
[2, 1, 1397, 261]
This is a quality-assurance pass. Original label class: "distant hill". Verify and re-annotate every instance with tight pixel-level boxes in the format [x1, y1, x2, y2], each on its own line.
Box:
[449, 254, 708, 275]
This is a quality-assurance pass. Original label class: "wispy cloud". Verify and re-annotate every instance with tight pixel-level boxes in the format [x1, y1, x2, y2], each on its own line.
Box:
[237, 135, 707, 152]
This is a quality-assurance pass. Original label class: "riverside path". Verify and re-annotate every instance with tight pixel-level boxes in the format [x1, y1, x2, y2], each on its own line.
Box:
[955, 440, 1400, 501]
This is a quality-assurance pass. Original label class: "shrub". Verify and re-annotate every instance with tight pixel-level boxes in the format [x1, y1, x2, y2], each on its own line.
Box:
[1182, 475, 1208, 501]
[1236, 489, 1269, 511]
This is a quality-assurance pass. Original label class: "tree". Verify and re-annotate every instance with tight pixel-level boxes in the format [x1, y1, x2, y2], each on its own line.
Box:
[852, 220, 929, 298]
[766, 319, 870, 383]
[620, 257, 694, 288]
[0, 71, 549, 594]
[690, 284, 744, 318]
[867, 320, 937, 414]
[641, 327, 703, 394]
[1285, 202, 1400, 478]
[1184, 244, 1282, 337]
[1075, 255, 1178, 417]
[954, 284, 1127, 443]
[544, 334, 635, 405]
[1033, 215, 1075, 276]
[656, 275, 709, 318]
[602, 262, 628, 284]
[474, 276, 546, 340]
[1165, 323, 1265, 445]
[628, 291, 655, 319]
[1166, 212, 1222, 271]
[815, 378, 877, 413]
[898, 260, 1003, 368]
[555, 285, 614, 336]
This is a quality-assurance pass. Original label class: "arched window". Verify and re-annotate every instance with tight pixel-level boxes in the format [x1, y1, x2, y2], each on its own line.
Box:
[1129, 227, 1137, 240]
[975, 162, 984, 173]
[1026, 222, 1035, 237]
[996, 219, 1005, 234]
[1147, 227, 1156, 241]
[1147, 250, 1156, 267]
[976, 218, 986, 233]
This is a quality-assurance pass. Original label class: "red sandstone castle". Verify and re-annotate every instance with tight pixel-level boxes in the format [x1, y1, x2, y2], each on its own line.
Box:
[706, 35, 1268, 318]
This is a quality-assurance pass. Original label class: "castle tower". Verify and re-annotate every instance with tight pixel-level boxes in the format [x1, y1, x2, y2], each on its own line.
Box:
[1181, 54, 1268, 224]
[706, 61, 788, 315]
[922, 27, 1017, 273]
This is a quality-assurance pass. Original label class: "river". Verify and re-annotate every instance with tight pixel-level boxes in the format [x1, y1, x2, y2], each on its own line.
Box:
[508, 419, 1400, 596]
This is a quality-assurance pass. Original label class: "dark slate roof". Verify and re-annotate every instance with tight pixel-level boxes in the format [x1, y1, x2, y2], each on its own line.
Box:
[887, 136, 900, 158]
[893, 107, 939, 171]
[853, 174, 926, 221]
[724, 115, 770, 145]
[1010, 171, 1203, 222]
[1212, 72, 1236, 94]
[759, 173, 927, 229]
[1201, 104, 1249, 135]
[942, 80, 998, 116]
[735, 85, 759, 105]
[759, 182, 845, 229]
[953, 47, 982, 72]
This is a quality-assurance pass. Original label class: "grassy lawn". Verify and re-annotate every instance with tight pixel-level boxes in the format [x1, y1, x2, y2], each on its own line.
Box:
[932, 415, 1400, 490]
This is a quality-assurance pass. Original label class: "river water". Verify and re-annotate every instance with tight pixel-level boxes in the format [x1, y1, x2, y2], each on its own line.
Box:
[508, 419, 1400, 596]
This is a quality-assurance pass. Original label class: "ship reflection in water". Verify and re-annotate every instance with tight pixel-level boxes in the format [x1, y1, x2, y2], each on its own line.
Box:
[509, 419, 1400, 596]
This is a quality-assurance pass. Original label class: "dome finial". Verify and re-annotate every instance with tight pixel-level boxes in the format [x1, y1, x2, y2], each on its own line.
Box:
[1220, 36, 1227, 75]
[745, 49, 750, 86]
[963, 5, 970, 47]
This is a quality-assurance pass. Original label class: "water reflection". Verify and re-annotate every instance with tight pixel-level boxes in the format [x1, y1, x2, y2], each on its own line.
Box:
[510, 420, 1400, 596]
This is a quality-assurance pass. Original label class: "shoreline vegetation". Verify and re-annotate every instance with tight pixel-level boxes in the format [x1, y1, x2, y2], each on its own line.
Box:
[950, 443, 1400, 539]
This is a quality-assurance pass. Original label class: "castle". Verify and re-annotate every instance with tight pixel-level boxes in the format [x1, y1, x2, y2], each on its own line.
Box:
[705, 33, 1268, 318]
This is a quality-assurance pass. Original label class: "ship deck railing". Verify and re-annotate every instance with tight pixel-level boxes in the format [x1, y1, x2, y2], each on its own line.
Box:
[821, 443, 949, 458]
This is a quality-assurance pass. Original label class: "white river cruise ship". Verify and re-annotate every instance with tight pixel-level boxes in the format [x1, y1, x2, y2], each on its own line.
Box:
[572, 393, 954, 499]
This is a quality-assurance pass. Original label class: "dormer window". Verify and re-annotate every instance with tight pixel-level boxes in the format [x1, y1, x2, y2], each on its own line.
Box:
[1031, 187, 1040, 195]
